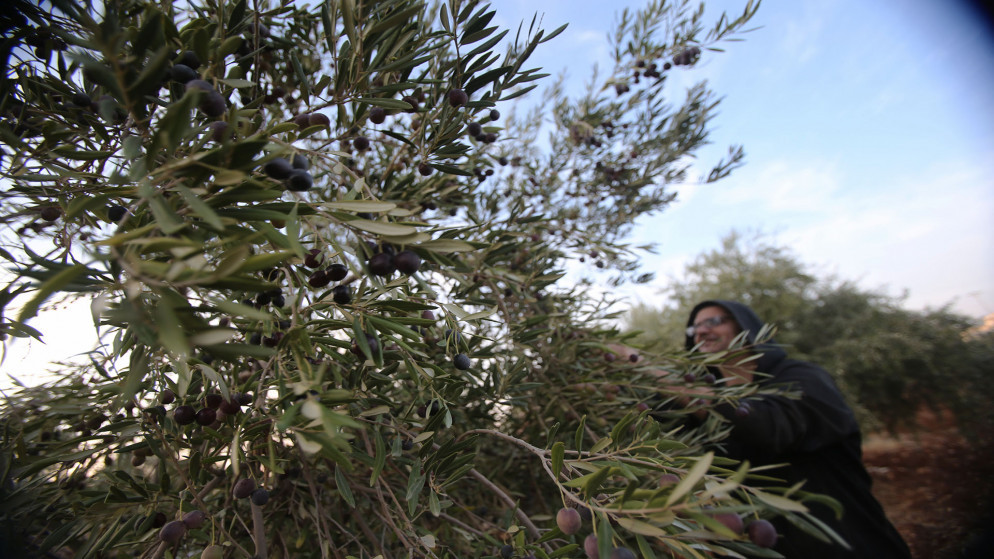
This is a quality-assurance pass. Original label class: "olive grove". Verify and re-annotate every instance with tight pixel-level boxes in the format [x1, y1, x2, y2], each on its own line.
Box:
[0, 1, 843, 558]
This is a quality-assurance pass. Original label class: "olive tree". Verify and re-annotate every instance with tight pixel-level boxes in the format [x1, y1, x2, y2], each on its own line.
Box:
[0, 1, 839, 558]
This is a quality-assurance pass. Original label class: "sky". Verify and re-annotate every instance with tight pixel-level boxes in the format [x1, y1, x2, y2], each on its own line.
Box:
[2, 0, 993, 386]
[495, 0, 994, 318]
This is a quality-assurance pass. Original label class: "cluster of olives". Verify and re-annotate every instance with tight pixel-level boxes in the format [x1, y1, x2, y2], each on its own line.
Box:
[367, 246, 422, 277]
[263, 153, 313, 191]
[672, 46, 701, 66]
[616, 46, 700, 96]
[632, 59, 671, 82]
[166, 51, 228, 118]
[292, 112, 331, 129]
[466, 108, 501, 144]
[158, 508, 207, 545]
[165, 389, 252, 428]
[233, 477, 270, 506]
[550, 501, 778, 558]
[301, 250, 352, 304]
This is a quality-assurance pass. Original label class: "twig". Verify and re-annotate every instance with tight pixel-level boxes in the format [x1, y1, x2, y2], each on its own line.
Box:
[466, 468, 541, 538]
[373, 472, 418, 554]
[437, 513, 488, 538]
[301, 458, 341, 559]
[147, 541, 168, 559]
[251, 502, 268, 559]
[353, 511, 386, 559]
[197, 476, 224, 500]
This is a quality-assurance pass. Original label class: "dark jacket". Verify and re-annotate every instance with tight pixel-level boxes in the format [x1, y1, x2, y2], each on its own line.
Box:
[686, 300, 911, 558]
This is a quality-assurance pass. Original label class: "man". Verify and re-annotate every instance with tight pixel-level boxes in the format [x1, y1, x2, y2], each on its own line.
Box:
[683, 300, 911, 558]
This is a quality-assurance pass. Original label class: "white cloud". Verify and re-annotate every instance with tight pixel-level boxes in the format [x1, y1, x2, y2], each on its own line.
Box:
[758, 160, 993, 315]
[632, 153, 994, 318]
[716, 160, 843, 212]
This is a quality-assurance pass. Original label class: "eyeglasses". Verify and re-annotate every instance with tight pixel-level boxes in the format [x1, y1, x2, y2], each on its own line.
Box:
[686, 315, 730, 337]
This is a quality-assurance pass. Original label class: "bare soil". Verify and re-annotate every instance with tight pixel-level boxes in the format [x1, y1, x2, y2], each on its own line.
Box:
[863, 408, 994, 559]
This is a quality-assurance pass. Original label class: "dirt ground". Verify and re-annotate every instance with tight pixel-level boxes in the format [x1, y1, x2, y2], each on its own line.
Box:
[862, 409, 994, 559]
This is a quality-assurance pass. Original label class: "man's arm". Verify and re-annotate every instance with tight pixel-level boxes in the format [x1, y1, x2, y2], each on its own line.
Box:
[712, 361, 857, 457]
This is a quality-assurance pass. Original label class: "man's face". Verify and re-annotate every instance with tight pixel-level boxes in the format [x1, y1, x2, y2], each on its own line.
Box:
[691, 305, 741, 353]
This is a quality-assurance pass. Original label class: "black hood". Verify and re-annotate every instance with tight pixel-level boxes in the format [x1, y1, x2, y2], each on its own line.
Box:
[685, 300, 786, 366]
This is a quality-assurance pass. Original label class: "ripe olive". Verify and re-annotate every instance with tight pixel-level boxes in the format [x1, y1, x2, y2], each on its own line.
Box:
[286, 169, 313, 191]
[250, 488, 270, 506]
[394, 250, 421, 274]
[208, 121, 230, 142]
[195, 408, 217, 426]
[291, 153, 310, 170]
[332, 285, 352, 305]
[219, 398, 240, 415]
[159, 520, 186, 544]
[72, 92, 92, 107]
[350, 333, 379, 357]
[584, 534, 599, 559]
[293, 113, 311, 128]
[303, 249, 323, 268]
[453, 353, 471, 371]
[185, 79, 213, 92]
[556, 507, 582, 535]
[447, 88, 468, 107]
[40, 206, 61, 222]
[747, 519, 777, 548]
[659, 473, 680, 486]
[308, 270, 331, 288]
[170, 64, 198, 83]
[178, 50, 201, 68]
[263, 158, 293, 180]
[200, 90, 226, 117]
[308, 113, 330, 127]
[369, 106, 386, 124]
[204, 394, 223, 409]
[714, 512, 744, 534]
[326, 263, 348, 281]
[368, 252, 395, 277]
[233, 477, 256, 499]
[182, 510, 206, 529]
[173, 405, 196, 425]
[735, 402, 752, 418]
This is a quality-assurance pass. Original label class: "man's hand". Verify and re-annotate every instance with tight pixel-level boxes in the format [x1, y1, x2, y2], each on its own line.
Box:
[607, 344, 713, 419]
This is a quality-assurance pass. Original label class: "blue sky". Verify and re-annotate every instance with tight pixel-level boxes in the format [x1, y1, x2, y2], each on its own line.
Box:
[496, 0, 994, 317]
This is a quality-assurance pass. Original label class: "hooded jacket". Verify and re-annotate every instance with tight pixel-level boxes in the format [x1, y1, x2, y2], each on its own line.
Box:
[686, 300, 910, 558]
